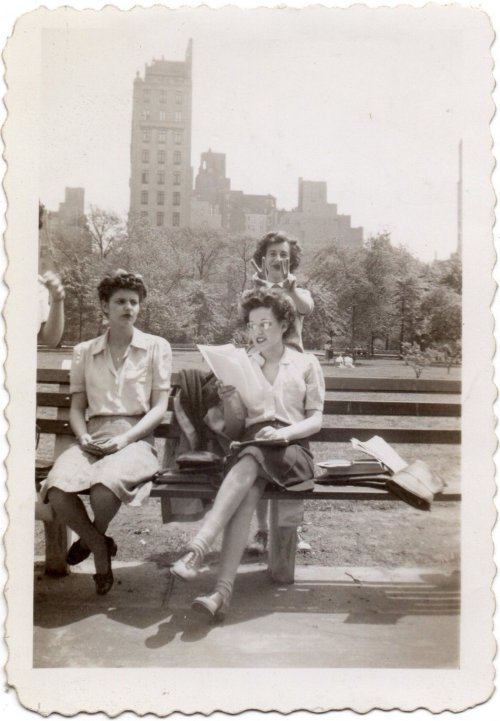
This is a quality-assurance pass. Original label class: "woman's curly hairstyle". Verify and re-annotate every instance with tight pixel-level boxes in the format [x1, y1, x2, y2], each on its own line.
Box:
[240, 287, 297, 340]
[97, 269, 147, 303]
[252, 231, 303, 273]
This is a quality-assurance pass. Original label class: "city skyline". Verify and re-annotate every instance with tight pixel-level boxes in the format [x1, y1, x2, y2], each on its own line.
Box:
[39, 6, 491, 260]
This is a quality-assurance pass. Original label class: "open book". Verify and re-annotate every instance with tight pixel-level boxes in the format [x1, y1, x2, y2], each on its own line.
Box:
[197, 344, 264, 408]
[350, 435, 408, 474]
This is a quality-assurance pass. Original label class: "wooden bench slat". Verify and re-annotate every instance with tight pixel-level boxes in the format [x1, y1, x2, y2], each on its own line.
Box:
[310, 427, 460, 444]
[324, 377, 461, 393]
[322, 399, 460, 417]
[150, 481, 461, 503]
[36, 392, 461, 418]
[38, 368, 461, 395]
[36, 418, 459, 444]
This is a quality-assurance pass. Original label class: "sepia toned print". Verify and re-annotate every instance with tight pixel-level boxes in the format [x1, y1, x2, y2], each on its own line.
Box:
[2, 3, 497, 716]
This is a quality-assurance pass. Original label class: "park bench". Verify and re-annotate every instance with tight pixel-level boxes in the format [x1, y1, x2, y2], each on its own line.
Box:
[36, 365, 461, 582]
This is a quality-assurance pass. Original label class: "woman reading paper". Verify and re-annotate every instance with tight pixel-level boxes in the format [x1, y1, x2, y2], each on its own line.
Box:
[170, 288, 325, 621]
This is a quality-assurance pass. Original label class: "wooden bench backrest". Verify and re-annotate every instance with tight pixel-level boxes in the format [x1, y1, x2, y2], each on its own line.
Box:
[37, 368, 461, 445]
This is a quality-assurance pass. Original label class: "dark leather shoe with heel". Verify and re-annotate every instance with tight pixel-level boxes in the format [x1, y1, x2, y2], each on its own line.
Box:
[67, 536, 117, 566]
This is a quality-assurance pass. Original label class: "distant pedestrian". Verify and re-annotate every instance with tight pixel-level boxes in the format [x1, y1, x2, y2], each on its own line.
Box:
[334, 353, 344, 367]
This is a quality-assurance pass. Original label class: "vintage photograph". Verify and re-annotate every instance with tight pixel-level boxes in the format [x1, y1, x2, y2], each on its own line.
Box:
[2, 2, 497, 715]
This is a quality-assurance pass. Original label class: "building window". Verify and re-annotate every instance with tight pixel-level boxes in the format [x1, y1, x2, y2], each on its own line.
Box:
[159, 90, 166, 104]
[174, 172, 181, 186]
[141, 190, 148, 205]
[142, 109, 151, 121]
[174, 111, 182, 123]
[158, 129, 166, 143]
[158, 150, 166, 164]
[142, 128, 151, 143]
[173, 192, 181, 206]
[175, 92, 182, 105]
[143, 88, 150, 103]
[173, 212, 180, 226]
[158, 171, 165, 185]
[142, 149, 150, 163]
[174, 150, 181, 165]
[141, 170, 149, 184]
[159, 110, 166, 122]
[156, 212, 164, 227]
[174, 132, 182, 145]
[157, 191, 165, 205]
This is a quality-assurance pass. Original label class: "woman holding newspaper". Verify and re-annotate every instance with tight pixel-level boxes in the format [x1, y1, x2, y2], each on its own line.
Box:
[171, 287, 325, 620]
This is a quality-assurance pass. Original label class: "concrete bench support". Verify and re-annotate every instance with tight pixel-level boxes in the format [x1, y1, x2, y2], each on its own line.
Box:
[268, 498, 303, 584]
[43, 519, 70, 577]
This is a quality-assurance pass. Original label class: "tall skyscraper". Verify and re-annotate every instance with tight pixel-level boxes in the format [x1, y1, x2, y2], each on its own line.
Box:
[129, 41, 193, 229]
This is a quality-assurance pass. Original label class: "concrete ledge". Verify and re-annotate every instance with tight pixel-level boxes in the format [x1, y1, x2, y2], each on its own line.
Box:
[34, 559, 460, 669]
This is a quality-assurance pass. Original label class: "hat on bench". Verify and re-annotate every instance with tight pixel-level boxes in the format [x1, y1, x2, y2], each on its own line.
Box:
[386, 459, 445, 511]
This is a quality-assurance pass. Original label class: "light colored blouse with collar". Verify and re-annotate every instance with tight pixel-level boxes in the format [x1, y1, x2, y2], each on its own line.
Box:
[245, 346, 325, 428]
[70, 328, 172, 418]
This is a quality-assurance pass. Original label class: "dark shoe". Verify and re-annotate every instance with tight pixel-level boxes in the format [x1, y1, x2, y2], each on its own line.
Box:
[66, 539, 91, 566]
[92, 535, 114, 596]
[192, 591, 230, 621]
[170, 548, 206, 582]
[67, 536, 117, 566]
[246, 530, 268, 555]
[93, 569, 114, 596]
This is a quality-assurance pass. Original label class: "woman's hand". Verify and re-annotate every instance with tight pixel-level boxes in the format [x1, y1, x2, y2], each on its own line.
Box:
[78, 433, 105, 457]
[216, 382, 238, 401]
[254, 426, 289, 441]
[92, 434, 130, 455]
[281, 273, 297, 292]
[251, 272, 272, 288]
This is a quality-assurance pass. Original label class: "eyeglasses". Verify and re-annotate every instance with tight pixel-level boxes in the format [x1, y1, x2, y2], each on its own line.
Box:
[247, 321, 274, 331]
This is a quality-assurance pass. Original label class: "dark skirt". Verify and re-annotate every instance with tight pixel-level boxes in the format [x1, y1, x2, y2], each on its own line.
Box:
[224, 421, 315, 492]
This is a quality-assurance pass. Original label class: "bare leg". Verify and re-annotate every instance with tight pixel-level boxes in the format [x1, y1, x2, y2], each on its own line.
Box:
[47, 488, 108, 574]
[89, 483, 121, 535]
[190, 455, 260, 555]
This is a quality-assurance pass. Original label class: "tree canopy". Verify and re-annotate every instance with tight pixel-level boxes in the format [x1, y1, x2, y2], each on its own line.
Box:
[41, 207, 462, 351]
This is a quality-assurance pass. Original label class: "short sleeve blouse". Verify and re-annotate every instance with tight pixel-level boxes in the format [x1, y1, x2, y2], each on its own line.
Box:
[70, 328, 172, 418]
[245, 346, 325, 427]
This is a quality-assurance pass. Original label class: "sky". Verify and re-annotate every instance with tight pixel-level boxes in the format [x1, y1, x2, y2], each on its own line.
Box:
[36, 5, 493, 261]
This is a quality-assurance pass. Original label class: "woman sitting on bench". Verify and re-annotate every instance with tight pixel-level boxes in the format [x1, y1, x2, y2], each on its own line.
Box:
[40, 270, 171, 596]
[170, 287, 325, 620]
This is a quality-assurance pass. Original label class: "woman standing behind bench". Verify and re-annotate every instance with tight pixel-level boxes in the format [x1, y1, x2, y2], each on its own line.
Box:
[248, 231, 314, 554]
[170, 288, 325, 620]
[40, 270, 171, 596]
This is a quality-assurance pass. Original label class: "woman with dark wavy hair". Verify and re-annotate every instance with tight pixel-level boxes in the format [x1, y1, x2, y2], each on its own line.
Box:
[170, 287, 324, 621]
[248, 230, 315, 554]
[40, 269, 171, 595]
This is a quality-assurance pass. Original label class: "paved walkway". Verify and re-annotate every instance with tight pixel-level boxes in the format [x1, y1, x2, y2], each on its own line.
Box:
[34, 560, 460, 668]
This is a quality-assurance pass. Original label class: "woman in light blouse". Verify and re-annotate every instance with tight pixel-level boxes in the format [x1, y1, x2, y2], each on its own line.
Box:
[40, 270, 171, 595]
[171, 287, 325, 620]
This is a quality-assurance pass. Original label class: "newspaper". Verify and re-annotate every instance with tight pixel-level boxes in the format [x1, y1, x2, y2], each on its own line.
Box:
[350, 435, 408, 474]
[197, 343, 264, 408]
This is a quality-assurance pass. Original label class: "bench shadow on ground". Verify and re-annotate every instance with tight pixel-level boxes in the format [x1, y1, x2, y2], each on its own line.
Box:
[34, 558, 460, 650]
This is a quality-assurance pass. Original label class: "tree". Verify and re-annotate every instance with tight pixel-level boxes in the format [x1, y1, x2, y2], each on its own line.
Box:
[86, 205, 126, 259]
